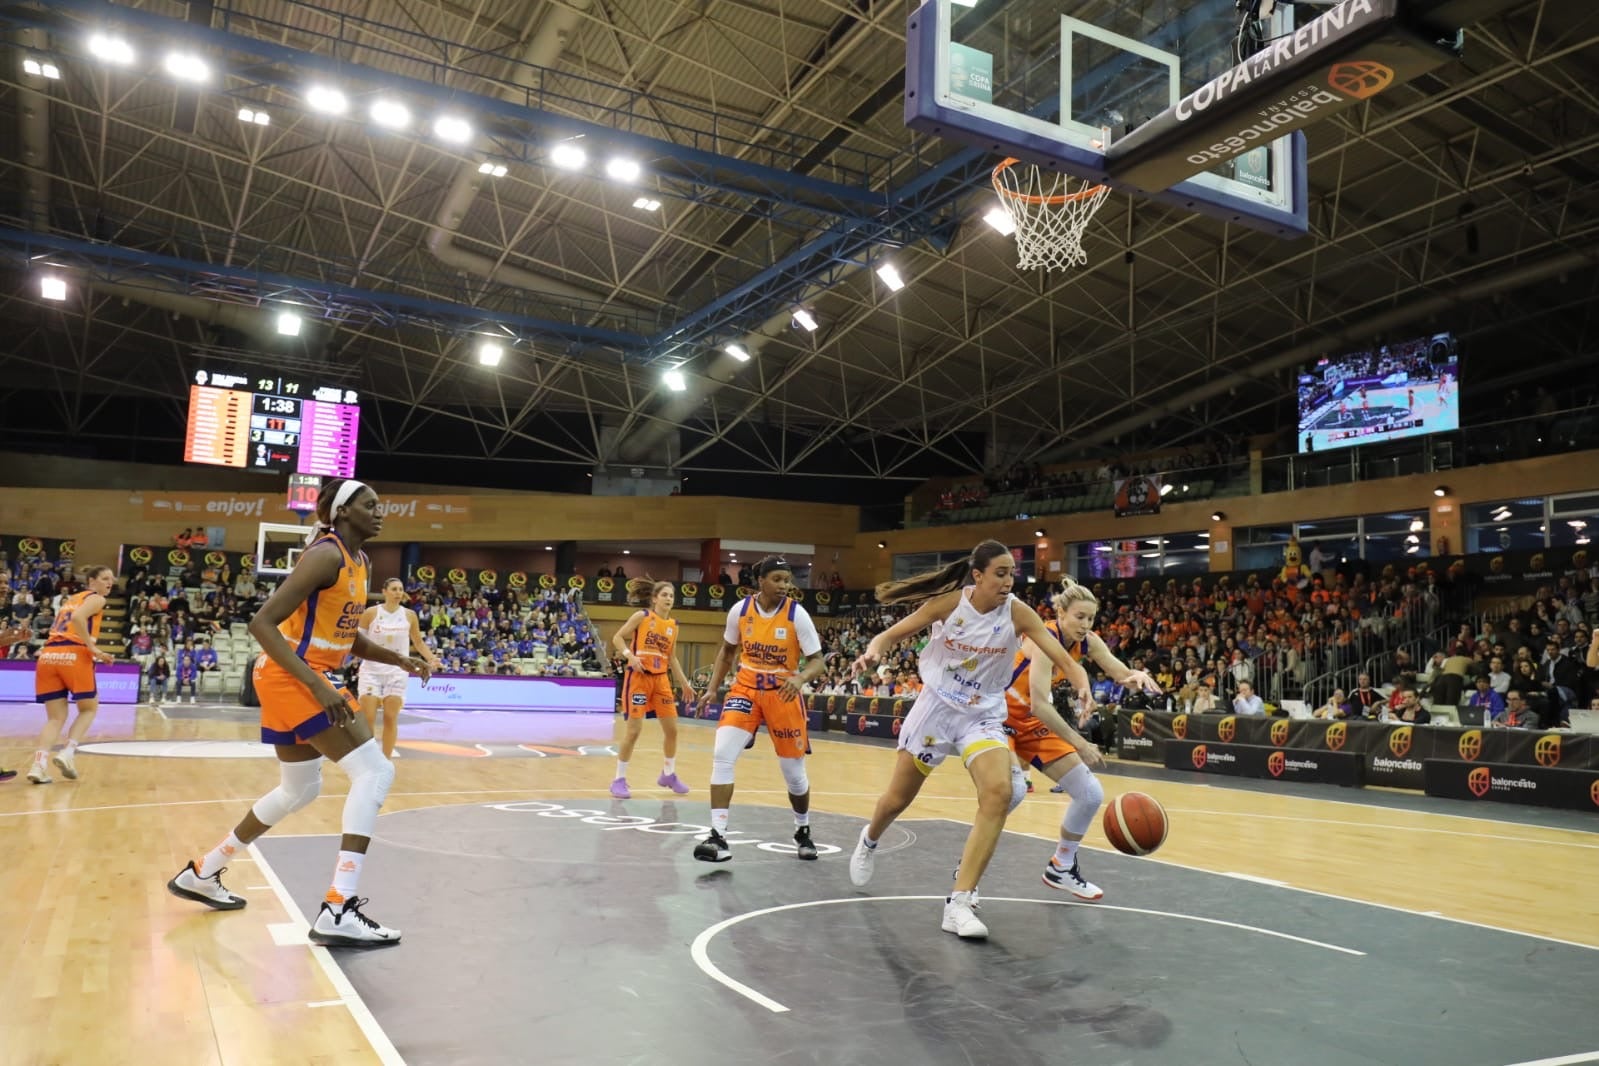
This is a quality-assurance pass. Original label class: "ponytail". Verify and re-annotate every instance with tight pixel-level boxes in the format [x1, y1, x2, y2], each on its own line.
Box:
[628, 577, 672, 607]
[875, 539, 1010, 606]
[1051, 576, 1099, 615]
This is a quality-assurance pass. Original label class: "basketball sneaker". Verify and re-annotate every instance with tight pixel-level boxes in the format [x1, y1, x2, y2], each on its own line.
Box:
[0, 767, 15, 782]
[53, 749, 78, 780]
[609, 777, 631, 799]
[166, 861, 247, 910]
[656, 772, 690, 795]
[26, 754, 51, 785]
[941, 892, 988, 939]
[309, 896, 401, 947]
[693, 830, 732, 863]
[848, 827, 876, 886]
[793, 826, 818, 860]
[951, 864, 980, 910]
[1042, 858, 1103, 900]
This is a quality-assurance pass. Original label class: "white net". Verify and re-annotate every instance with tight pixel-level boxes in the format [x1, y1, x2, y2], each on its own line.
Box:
[992, 159, 1111, 271]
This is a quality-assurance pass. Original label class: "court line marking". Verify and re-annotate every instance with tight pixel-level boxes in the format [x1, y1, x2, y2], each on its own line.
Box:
[691, 894, 1365, 1014]
[249, 842, 406, 1066]
[944, 819, 1599, 956]
[1501, 1053, 1599, 1066]
[1164, 807, 1599, 850]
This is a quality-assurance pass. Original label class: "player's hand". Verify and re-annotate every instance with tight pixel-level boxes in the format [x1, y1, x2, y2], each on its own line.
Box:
[317, 681, 355, 725]
[0, 625, 27, 648]
[92, 648, 116, 664]
[680, 686, 699, 716]
[1077, 745, 1106, 771]
[623, 653, 644, 672]
[400, 656, 432, 683]
[1122, 669, 1162, 695]
[780, 675, 806, 700]
[850, 641, 883, 678]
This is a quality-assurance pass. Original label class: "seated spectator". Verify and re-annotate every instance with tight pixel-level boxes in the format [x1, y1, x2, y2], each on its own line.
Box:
[1497, 689, 1542, 729]
[1486, 656, 1511, 695]
[1313, 688, 1351, 719]
[175, 528, 193, 549]
[1466, 675, 1505, 720]
[1389, 686, 1429, 725]
[1348, 674, 1382, 718]
[1232, 680, 1265, 716]
[148, 654, 172, 702]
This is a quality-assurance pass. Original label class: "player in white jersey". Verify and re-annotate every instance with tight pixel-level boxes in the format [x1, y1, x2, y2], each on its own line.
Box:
[846, 540, 1093, 939]
[357, 578, 441, 757]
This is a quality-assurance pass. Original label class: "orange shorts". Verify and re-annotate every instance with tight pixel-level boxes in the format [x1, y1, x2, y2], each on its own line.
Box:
[35, 642, 96, 702]
[718, 684, 810, 759]
[622, 670, 677, 720]
[1004, 709, 1079, 769]
[254, 656, 358, 746]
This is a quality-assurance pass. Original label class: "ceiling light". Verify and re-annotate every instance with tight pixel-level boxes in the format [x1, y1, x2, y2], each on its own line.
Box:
[1094, 545, 1113, 552]
[632, 197, 661, 211]
[663, 368, 687, 392]
[1159, 482, 1174, 496]
[1405, 534, 1419, 545]
[274, 311, 302, 337]
[605, 157, 642, 182]
[544, 545, 553, 551]
[1433, 485, 1448, 497]
[983, 205, 1016, 236]
[550, 143, 586, 170]
[1181, 483, 1190, 492]
[1568, 520, 1587, 528]
[876, 263, 906, 291]
[477, 161, 508, 177]
[476, 341, 504, 367]
[876, 541, 887, 549]
[1408, 518, 1425, 532]
[369, 99, 411, 130]
[23, 58, 60, 79]
[1211, 511, 1225, 522]
[1198, 532, 1210, 538]
[723, 343, 750, 362]
[792, 308, 818, 332]
[238, 107, 260, 124]
[432, 115, 472, 144]
[1405, 544, 1419, 554]
[305, 85, 349, 115]
[39, 276, 67, 301]
[1033, 529, 1045, 538]
[87, 34, 135, 65]
[162, 52, 209, 83]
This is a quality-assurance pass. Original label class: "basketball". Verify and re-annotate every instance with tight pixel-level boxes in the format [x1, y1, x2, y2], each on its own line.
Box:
[1102, 792, 1169, 856]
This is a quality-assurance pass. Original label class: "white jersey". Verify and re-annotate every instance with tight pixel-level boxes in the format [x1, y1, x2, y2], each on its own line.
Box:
[360, 605, 411, 675]
[917, 587, 1021, 717]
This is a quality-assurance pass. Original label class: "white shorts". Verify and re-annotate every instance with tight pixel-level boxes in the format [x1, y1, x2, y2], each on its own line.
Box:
[357, 666, 409, 700]
[896, 688, 1010, 777]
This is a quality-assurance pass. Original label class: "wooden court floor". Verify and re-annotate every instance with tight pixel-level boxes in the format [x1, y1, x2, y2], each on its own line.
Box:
[1, 703, 1594, 1066]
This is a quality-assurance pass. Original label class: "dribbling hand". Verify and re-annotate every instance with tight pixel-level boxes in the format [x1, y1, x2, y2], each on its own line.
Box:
[400, 656, 432, 684]
[1122, 669, 1162, 695]
[850, 642, 883, 678]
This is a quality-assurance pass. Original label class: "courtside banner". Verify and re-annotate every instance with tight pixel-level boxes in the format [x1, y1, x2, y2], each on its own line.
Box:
[404, 674, 614, 712]
[1164, 738, 1365, 787]
[0, 661, 141, 705]
[1423, 759, 1599, 811]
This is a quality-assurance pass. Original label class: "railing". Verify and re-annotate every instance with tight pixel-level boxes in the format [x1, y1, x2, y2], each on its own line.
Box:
[1295, 596, 1455, 709]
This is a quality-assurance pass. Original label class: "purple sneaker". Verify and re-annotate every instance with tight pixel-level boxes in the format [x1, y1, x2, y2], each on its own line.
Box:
[657, 772, 690, 795]
[610, 777, 631, 799]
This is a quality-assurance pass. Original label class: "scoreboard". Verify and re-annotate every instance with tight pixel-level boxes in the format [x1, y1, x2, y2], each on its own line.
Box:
[183, 368, 360, 477]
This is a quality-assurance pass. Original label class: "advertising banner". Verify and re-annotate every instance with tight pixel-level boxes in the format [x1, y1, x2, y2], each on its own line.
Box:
[1423, 760, 1599, 812]
[1112, 475, 1164, 517]
[1162, 738, 1365, 787]
[403, 675, 615, 713]
[0, 661, 141, 705]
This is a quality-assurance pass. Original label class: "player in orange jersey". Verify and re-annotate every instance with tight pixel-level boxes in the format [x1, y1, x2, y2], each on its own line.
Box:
[166, 479, 431, 947]
[695, 557, 826, 863]
[1001, 578, 1160, 901]
[25, 565, 116, 784]
[609, 577, 699, 798]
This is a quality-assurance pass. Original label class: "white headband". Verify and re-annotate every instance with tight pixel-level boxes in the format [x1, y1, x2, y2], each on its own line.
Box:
[326, 480, 369, 522]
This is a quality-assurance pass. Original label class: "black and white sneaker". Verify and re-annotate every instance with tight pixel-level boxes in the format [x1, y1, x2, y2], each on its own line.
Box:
[310, 896, 401, 947]
[693, 830, 732, 863]
[793, 826, 818, 860]
[167, 861, 247, 910]
[1042, 858, 1103, 900]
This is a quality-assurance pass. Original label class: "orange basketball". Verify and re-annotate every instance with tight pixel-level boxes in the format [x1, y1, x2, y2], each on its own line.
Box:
[1102, 792, 1169, 856]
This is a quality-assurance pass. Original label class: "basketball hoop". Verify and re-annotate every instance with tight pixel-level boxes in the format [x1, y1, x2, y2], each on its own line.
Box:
[991, 158, 1111, 271]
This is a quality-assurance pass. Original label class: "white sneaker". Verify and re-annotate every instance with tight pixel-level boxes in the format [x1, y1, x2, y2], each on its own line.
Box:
[52, 749, 78, 780]
[310, 896, 401, 947]
[848, 827, 877, 887]
[167, 861, 247, 910]
[189, 696, 196, 704]
[942, 892, 988, 939]
[1042, 858, 1104, 901]
[951, 863, 980, 910]
[26, 756, 51, 785]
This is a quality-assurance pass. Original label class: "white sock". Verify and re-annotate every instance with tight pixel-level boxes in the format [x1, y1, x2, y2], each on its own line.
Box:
[328, 850, 364, 903]
[198, 832, 243, 878]
[861, 828, 878, 849]
[794, 810, 810, 828]
[63, 739, 78, 755]
[711, 809, 729, 833]
[949, 889, 974, 905]
[1053, 838, 1081, 868]
[662, 757, 675, 774]
[615, 759, 629, 779]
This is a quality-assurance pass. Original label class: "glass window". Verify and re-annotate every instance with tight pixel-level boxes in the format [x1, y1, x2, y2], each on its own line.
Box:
[1076, 540, 1161, 580]
[1549, 492, 1599, 516]
[1550, 514, 1596, 548]
[891, 550, 969, 580]
[1465, 497, 1546, 553]
[1295, 517, 1359, 538]
[1465, 498, 1544, 525]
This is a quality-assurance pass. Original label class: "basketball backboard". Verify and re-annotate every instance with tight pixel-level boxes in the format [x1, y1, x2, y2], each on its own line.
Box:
[908, 0, 1309, 235]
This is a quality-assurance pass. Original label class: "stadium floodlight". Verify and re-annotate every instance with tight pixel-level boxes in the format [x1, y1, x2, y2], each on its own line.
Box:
[238, 108, 271, 126]
[663, 367, 687, 392]
[605, 157, 642, 182]
[876, 263, 906, 291]
[723, 343, 750, 362]
[477, 162, 508, 177]
[40, 276, 68, 301]
[274, 311, 302, 337]
[983, 204, 1016, 236]
[476, 341, 504, 367]
[23, 58, 61, 79]
[162, 52, 210, 83]
[87, 34, 136, 65]
[632, 197, 661, 211]
[792, 309, 818, 332]
[432, 115, 472, 144]
[305, 85, 349, 116]
[369, 99, 411, 130]
[550, 143, 586, 170]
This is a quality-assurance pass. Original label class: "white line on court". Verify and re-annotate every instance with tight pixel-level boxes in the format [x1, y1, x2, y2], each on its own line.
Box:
[249, 842, 406, 1066]
[307, 999, 345, 1009]
[1500, 1053, 1599, 1066]
[1167, 807, 1599, 850]
[690, 895, 1365, 1014]
[1219, 871, 1288, 887]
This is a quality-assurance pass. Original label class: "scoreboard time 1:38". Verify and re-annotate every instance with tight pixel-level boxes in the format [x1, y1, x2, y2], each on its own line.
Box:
[184, 369, 361, 478]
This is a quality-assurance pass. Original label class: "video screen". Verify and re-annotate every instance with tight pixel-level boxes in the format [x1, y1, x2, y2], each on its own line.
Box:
[1297, 334, 1458, 453]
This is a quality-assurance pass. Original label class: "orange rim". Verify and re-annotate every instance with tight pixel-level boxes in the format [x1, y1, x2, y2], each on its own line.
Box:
[991, 157, 1107, 206]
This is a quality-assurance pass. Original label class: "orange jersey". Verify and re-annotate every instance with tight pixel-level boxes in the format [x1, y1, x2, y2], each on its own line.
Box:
[729, 596, 812, 690]
[46, 590, 102, 647]
[277, 533, 369, 672]
[630, 610, 678, 675]
[1004, 622, 1086, 721]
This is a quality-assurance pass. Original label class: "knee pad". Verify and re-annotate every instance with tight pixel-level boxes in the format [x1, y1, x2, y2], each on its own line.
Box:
[1057, 763, 1104, 837]
[1008, 763, 1028, 814]
[251, 758, 324, 827]
[338, 739, 395, 837]
[778, 756, 809, 796]
[710, 725, 748, 786]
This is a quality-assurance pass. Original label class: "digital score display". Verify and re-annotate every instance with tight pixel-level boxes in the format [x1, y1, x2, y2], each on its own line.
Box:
[183, 369, 360, 477]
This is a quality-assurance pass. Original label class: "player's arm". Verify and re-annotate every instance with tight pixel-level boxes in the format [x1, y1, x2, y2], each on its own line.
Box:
[668, 650, 697, 706]
[780, 607, 827, 699]
[0, 625, 28, 648]
[249, 544, 353, 710]
[407, 608, 442, 669]
[610, 610, 647, 672]
[1012, 601, 1091, 708]
[73, 594, 114, 662]
[351, 628, 431, 680]
[1588, 629, 1599, 670]
[1086, 631, 1160, 693]
[1024, 645, 1103, 769]
[852, 590, 959, 675]
[355, 604, 378, 646]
